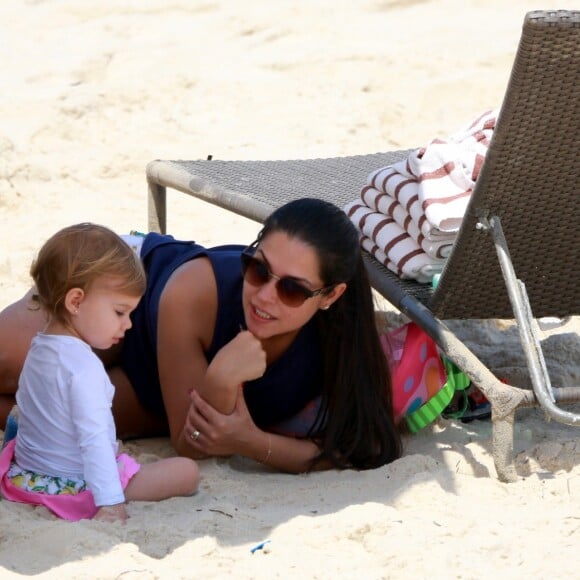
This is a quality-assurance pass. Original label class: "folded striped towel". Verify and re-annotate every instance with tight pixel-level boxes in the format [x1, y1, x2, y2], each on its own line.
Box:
[360, 185, 455, 259]
[344, 200, 446, 283]
[359, 237, 444, 284]
[345, 109, 496, 282]
[403, 109, 495, 233]
[364, 110, 496, 237]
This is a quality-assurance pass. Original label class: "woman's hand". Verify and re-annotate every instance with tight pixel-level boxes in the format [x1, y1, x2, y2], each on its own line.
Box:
[184, 388, 324, 473]
[185, 387, 257, 457]
[206, 330, 267, 391]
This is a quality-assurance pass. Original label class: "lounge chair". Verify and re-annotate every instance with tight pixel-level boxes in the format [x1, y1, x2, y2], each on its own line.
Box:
[145, 10, 580, 482]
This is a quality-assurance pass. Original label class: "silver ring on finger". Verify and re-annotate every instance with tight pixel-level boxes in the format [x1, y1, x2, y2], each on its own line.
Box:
[191, 429, 201, 441]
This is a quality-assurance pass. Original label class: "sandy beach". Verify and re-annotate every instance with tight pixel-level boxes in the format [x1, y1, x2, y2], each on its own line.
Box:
[1, 1, 579, 578]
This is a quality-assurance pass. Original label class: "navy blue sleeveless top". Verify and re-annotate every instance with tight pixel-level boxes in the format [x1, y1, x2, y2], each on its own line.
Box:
[121, 233, 322, 428]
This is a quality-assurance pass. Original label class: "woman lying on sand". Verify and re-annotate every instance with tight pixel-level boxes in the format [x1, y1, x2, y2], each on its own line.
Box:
[0, 198, 402, 473]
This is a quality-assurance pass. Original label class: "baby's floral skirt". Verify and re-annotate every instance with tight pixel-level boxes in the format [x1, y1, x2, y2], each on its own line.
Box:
[7, 461, 87, 494]
[0, 440, 140, 521]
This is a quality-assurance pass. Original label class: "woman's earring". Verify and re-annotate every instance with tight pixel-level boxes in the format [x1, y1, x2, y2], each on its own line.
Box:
[322, 305, 330, 310]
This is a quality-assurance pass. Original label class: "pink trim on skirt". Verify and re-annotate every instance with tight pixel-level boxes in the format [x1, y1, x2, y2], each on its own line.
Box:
[0, 439, 141, 521]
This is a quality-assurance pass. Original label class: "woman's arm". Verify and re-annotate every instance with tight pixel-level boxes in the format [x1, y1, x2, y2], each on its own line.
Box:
[156, 259, 266, 457]
[186, 389, 328, 473]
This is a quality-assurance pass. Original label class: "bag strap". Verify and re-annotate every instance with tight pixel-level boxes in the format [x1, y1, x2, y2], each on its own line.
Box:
[405, 357, 470, 433]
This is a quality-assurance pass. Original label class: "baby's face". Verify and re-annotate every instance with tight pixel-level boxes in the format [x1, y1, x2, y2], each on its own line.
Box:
[73, 277, 140, 350]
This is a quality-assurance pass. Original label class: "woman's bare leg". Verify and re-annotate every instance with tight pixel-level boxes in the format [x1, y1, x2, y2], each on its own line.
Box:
[109, 366, 168, 439]
[0, 290, 46, 427]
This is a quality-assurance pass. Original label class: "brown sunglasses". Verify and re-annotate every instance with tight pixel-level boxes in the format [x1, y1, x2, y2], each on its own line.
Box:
[241, 245, 332, 307]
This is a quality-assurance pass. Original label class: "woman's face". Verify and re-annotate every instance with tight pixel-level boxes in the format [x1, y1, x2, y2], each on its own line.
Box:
[242, 231, 338, 346]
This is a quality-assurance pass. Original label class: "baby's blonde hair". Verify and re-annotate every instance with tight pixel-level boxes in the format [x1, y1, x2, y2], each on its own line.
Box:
[31, 223, 146, 324]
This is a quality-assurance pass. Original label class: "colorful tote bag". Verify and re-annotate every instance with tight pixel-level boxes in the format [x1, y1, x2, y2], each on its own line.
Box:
[382, 322, 470, 432]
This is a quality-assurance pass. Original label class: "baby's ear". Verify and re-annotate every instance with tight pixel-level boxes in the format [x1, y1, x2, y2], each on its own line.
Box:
[64, 287, 85, 315]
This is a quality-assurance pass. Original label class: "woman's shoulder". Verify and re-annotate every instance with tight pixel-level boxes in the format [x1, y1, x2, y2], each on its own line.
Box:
[165, 244, 245, 295]
[158, 246, 245, 355]
[162, 256, 216, 309]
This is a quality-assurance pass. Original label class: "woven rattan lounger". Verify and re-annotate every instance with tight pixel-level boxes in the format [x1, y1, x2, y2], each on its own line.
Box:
[146, 10, 580, 482]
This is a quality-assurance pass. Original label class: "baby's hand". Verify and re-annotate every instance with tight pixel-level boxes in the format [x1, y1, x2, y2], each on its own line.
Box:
[94, 503, 128, 523]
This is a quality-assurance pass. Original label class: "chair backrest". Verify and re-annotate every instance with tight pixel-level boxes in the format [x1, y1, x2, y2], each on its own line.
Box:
[430, 10, 580, 320]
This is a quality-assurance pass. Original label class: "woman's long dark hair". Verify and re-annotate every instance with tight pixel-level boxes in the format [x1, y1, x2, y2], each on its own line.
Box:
[259, 198, 402, 469]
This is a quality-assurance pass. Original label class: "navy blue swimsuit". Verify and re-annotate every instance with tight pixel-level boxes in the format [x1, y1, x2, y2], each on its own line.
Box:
[121, 233, 322, 429]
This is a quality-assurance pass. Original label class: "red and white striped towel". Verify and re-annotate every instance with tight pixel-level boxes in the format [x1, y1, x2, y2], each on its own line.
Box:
[345, 110, 496, 282]
[360, 185, 455, 259]
[344, 200, 446, 283]
[365, 109, 495, 237]
[403, 109, 495, 232]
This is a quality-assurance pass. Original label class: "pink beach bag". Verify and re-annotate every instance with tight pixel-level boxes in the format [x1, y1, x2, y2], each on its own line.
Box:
[382, 322, 465, 432]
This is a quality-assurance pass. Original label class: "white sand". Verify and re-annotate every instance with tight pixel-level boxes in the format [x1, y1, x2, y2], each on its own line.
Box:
[1, 1, 579, 578]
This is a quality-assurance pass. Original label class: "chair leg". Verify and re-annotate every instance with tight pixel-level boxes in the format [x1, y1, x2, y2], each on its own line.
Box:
[485, 216, 580, 427]
[148, 180, 166, 234]
[492, 408, 518, 482]
[481, 379, 537, 482]
[399, 294, 529, 481]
